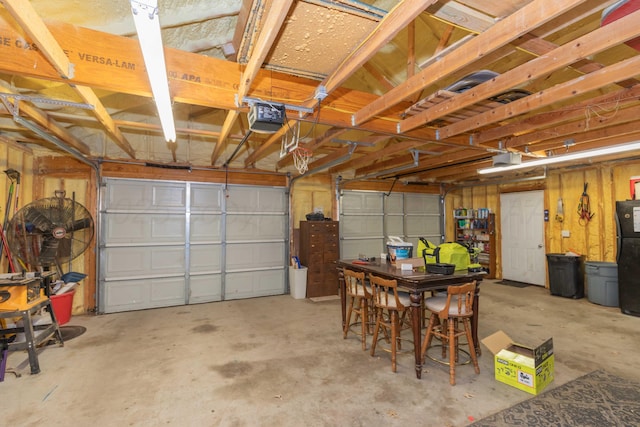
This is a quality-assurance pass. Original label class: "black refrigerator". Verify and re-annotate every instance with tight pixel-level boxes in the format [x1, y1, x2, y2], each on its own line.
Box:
[616, 200, 640, 317]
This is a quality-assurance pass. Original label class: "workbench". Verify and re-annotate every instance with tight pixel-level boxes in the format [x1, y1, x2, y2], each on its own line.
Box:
[0, 276, 63, 375]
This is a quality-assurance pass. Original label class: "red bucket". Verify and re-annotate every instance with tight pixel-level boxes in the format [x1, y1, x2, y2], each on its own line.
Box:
[50, 290, 75, 326]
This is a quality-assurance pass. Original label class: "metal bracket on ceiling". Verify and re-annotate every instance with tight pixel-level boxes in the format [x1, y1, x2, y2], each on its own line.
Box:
[409, 149, 420, 165]
[0, 95, 17, 117]
[0, 93, 93, 116]
[368, 149, 420, 179]
[130, 0, 159, 20]
[412, 149, 443, 156]
[347, 141, 358, 155]
[332, 138, 375, 147]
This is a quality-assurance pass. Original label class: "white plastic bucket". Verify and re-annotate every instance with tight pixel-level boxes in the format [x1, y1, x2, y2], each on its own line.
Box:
[289, 266, 307, 299]
[386, 236, 413, 262]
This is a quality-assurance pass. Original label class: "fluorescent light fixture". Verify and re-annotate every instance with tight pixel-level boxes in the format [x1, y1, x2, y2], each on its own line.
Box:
[478, 141, 640, 174]
[130, 0, 176, 142]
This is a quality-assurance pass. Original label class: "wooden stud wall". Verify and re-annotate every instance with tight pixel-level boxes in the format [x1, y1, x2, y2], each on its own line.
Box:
[5, 147, 637, 310]
[445, 159, 640, 283]
[0, 139, 34, 273]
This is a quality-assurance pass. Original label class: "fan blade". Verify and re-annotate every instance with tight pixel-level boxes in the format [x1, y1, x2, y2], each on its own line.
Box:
[23, 208, 56, 233]
[68, 217, 93, 232]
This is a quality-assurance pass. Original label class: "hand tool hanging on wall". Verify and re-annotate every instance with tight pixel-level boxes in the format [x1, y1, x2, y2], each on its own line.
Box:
[0, 170, 20, 272]
[577, 182, 595, 225]
[555, 197, 564, 222]
[0, 224, 15, 273]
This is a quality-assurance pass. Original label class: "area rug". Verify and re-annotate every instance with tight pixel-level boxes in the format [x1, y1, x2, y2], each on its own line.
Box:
[309, 295, 340, 302]
[470, 370, 640, 426]
[496, 280, 530, 288]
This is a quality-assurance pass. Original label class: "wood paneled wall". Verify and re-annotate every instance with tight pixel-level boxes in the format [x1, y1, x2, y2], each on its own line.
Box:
[4, 139, 636, 310]
[0, 140, 34, 273]
[445, 159, 640, 281]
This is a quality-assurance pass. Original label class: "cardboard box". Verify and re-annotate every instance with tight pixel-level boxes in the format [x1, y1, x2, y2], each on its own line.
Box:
[394, 257, 424, 269]
[481, 330, 554, 395]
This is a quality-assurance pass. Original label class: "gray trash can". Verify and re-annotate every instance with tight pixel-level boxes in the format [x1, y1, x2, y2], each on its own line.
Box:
[585, 262, 619, 307]
[546, 253, 584, 299]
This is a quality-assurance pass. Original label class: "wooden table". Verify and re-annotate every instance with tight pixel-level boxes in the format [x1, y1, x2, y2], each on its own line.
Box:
[337, 259, 485, 379]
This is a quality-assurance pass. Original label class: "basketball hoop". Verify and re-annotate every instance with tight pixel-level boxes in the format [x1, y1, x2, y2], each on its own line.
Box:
[292, 147, 312, 174]
[280, 121, 301, 158]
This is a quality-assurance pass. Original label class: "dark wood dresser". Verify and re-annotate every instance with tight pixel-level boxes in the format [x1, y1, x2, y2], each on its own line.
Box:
[299, 220, 339, 298]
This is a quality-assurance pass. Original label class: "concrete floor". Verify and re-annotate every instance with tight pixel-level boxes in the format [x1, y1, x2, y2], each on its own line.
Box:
[1, 279, 639, 427]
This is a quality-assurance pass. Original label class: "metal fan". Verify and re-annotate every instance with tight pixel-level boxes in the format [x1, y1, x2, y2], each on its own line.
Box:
[6, 191, 94, 273]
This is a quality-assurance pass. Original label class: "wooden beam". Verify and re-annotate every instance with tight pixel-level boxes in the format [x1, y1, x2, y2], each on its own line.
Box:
[342, 139, 426, 173]
[439, 55, 640, 140]
[434, 25, 455, 56]
[0, 84, 91, 155]
[212, 0, 294, 165]
[399, 8, 640, 133]
[0, 16, 453, 148]
[315, 0, 438, 108]
[507, 105, 640, 150]
[514, 33, 639, 89]
[0, 18, 309, 112]
[362, 63, 396, 92]
[353, 0, 588, 125]
[276, 128, 349, 169]
[2, 0, 136, 158]
[303, 145, 353, 175]
[212, 109, 240, 164]
[230, 0, 254, 62]
[407, 21, 416, 80]
[73, 85, 136, 158]
[328, 135, 392, 173]
[1, 0, 72, 78]
[474, 85, 640, 145]
[512, 119, 640, 156]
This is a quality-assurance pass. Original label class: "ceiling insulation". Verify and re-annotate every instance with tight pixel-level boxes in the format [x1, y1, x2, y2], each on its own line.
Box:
[1, 1, 639, 183]
[239, 0, 385, 79]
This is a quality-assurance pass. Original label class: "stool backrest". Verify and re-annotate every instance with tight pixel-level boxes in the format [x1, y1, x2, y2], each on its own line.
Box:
[343, 268, 368, 297]
[438, 281, 476, 319]
[369, 274, 404, 310]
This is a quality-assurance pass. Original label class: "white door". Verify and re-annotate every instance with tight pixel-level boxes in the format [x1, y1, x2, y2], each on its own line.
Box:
[500, 191, 546, 286]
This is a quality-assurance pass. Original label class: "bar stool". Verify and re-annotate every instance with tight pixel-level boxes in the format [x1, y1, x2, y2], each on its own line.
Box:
[421, 281, 479, 385]
[369, 274, 412, 372]
[342, 268, 372, 350]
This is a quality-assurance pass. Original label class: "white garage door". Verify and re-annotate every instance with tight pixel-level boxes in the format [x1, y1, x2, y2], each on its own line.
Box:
[340, 190, 442, 259]
[99, 178, 287, 313]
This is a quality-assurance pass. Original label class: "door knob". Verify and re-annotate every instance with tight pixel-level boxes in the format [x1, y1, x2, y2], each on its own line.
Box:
[538, 244, 543, 248]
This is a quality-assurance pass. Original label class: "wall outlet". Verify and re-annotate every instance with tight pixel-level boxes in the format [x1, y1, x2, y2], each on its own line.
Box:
[561, 230, 570, 238]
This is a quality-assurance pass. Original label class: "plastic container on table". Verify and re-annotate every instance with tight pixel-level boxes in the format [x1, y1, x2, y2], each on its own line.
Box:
[386, 236, 413, 262]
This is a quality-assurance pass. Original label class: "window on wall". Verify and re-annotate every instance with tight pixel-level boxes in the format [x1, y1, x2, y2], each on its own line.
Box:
[339, 190, 442, 259]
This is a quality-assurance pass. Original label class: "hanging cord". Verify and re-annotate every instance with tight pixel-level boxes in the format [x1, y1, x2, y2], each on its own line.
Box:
[584, 98, 620, 131]
[384, 178, 399, 197]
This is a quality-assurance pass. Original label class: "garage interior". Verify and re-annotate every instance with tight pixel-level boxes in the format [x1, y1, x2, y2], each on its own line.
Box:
[1, 0, 640, 425]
